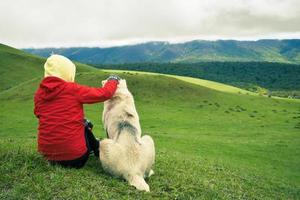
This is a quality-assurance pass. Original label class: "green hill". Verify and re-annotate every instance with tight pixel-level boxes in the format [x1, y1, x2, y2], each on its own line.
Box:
[0, 45, 299, 199]
[96, 62, 300, 98]
[0, 43, 96, 92]
[0, 43, 45, 91]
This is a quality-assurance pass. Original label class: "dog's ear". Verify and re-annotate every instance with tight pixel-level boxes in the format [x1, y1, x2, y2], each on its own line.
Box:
[119, 79, 127, 87]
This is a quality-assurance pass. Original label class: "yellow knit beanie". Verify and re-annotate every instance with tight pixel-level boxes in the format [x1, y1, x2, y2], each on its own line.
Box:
[44, 55, 76, 82]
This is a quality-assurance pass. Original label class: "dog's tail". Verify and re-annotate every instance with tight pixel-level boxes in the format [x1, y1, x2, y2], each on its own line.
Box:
[128, 175, 150, 192]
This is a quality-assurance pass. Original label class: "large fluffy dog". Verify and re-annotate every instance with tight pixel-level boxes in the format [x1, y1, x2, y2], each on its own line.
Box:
[100, 79, 155, 192]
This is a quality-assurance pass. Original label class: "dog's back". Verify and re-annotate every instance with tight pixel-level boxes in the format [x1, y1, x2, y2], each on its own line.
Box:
[99, 80, 155, 192]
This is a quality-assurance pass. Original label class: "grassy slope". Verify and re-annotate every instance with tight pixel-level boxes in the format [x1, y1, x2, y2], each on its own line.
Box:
[0, 44, 45, 91]
[105, 69, 300, 102]
[0, 46, 300, 199]
[104, 69, 257, 95]
[0, 43, 96, 92]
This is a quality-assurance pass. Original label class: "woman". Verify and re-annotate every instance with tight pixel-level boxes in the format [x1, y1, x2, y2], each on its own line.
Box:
[34, 54, 120, 168]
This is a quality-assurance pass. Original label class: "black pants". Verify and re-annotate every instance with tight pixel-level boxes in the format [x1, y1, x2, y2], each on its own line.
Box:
[49, 121, 99, 169]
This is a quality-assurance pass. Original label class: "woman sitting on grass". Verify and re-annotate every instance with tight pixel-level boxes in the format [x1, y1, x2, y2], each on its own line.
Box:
[34, 55, 120, 168]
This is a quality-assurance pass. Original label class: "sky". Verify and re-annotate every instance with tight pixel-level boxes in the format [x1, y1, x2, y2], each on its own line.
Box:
[0, 0, 300, 48]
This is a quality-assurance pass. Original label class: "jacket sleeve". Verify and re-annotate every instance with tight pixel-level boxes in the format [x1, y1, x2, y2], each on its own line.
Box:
[74, 80, 118, 104]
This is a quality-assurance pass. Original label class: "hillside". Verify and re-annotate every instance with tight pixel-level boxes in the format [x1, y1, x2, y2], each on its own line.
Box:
[0, 43, 45, 91]
[24, 39, 300, 64]
[0, 43, 96, 91]
[0, 45, 300, 199]
[96, 62, 300, 98]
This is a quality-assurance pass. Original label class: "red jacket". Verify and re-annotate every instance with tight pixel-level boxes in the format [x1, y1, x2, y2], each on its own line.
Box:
[34, 76, 118, 161]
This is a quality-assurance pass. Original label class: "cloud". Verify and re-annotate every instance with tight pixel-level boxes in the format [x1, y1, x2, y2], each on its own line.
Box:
[0, 0, 299, 48]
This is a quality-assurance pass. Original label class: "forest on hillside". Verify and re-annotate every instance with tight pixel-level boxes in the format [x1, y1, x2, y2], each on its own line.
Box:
[94, 62, 300, 98]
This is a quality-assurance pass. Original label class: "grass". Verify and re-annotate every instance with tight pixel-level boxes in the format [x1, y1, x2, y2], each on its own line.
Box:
[1, 72, 300, 199]
[0, 45, 300, 199]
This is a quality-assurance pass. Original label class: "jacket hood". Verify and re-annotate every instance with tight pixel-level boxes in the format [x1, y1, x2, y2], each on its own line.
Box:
[44, 55, 76, 82]
[38, 77, 67, 100]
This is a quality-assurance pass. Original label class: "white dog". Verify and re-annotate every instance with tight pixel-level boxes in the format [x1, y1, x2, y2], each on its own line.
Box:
[100, 79, 155, 192]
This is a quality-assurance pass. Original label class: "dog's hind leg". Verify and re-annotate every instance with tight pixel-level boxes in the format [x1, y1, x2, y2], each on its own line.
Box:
[128, 175, 150, 192]
[140, 135, 155, 178]
[145, 169, 154, 178]
[99, 139, 124, 177]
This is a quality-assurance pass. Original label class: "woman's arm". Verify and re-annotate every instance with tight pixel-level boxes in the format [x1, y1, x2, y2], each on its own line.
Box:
[74, 79, 118, 104]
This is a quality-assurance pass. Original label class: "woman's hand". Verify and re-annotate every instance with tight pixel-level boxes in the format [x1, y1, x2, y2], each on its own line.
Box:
[107, 75, 121, 82]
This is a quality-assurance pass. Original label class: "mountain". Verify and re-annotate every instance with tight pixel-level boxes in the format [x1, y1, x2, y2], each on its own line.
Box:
[24, 39, 300, 64]
[1, 44, 300, 199]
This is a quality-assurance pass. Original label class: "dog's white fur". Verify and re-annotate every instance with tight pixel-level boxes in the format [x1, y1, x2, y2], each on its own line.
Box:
[100, 79, 155, 192]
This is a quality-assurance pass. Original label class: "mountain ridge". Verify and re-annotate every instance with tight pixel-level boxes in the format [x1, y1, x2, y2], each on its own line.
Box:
[23, 39, 300, 64]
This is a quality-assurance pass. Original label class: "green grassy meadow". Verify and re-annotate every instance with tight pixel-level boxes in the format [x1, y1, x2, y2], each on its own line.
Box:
[0, 44, 300, 199]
